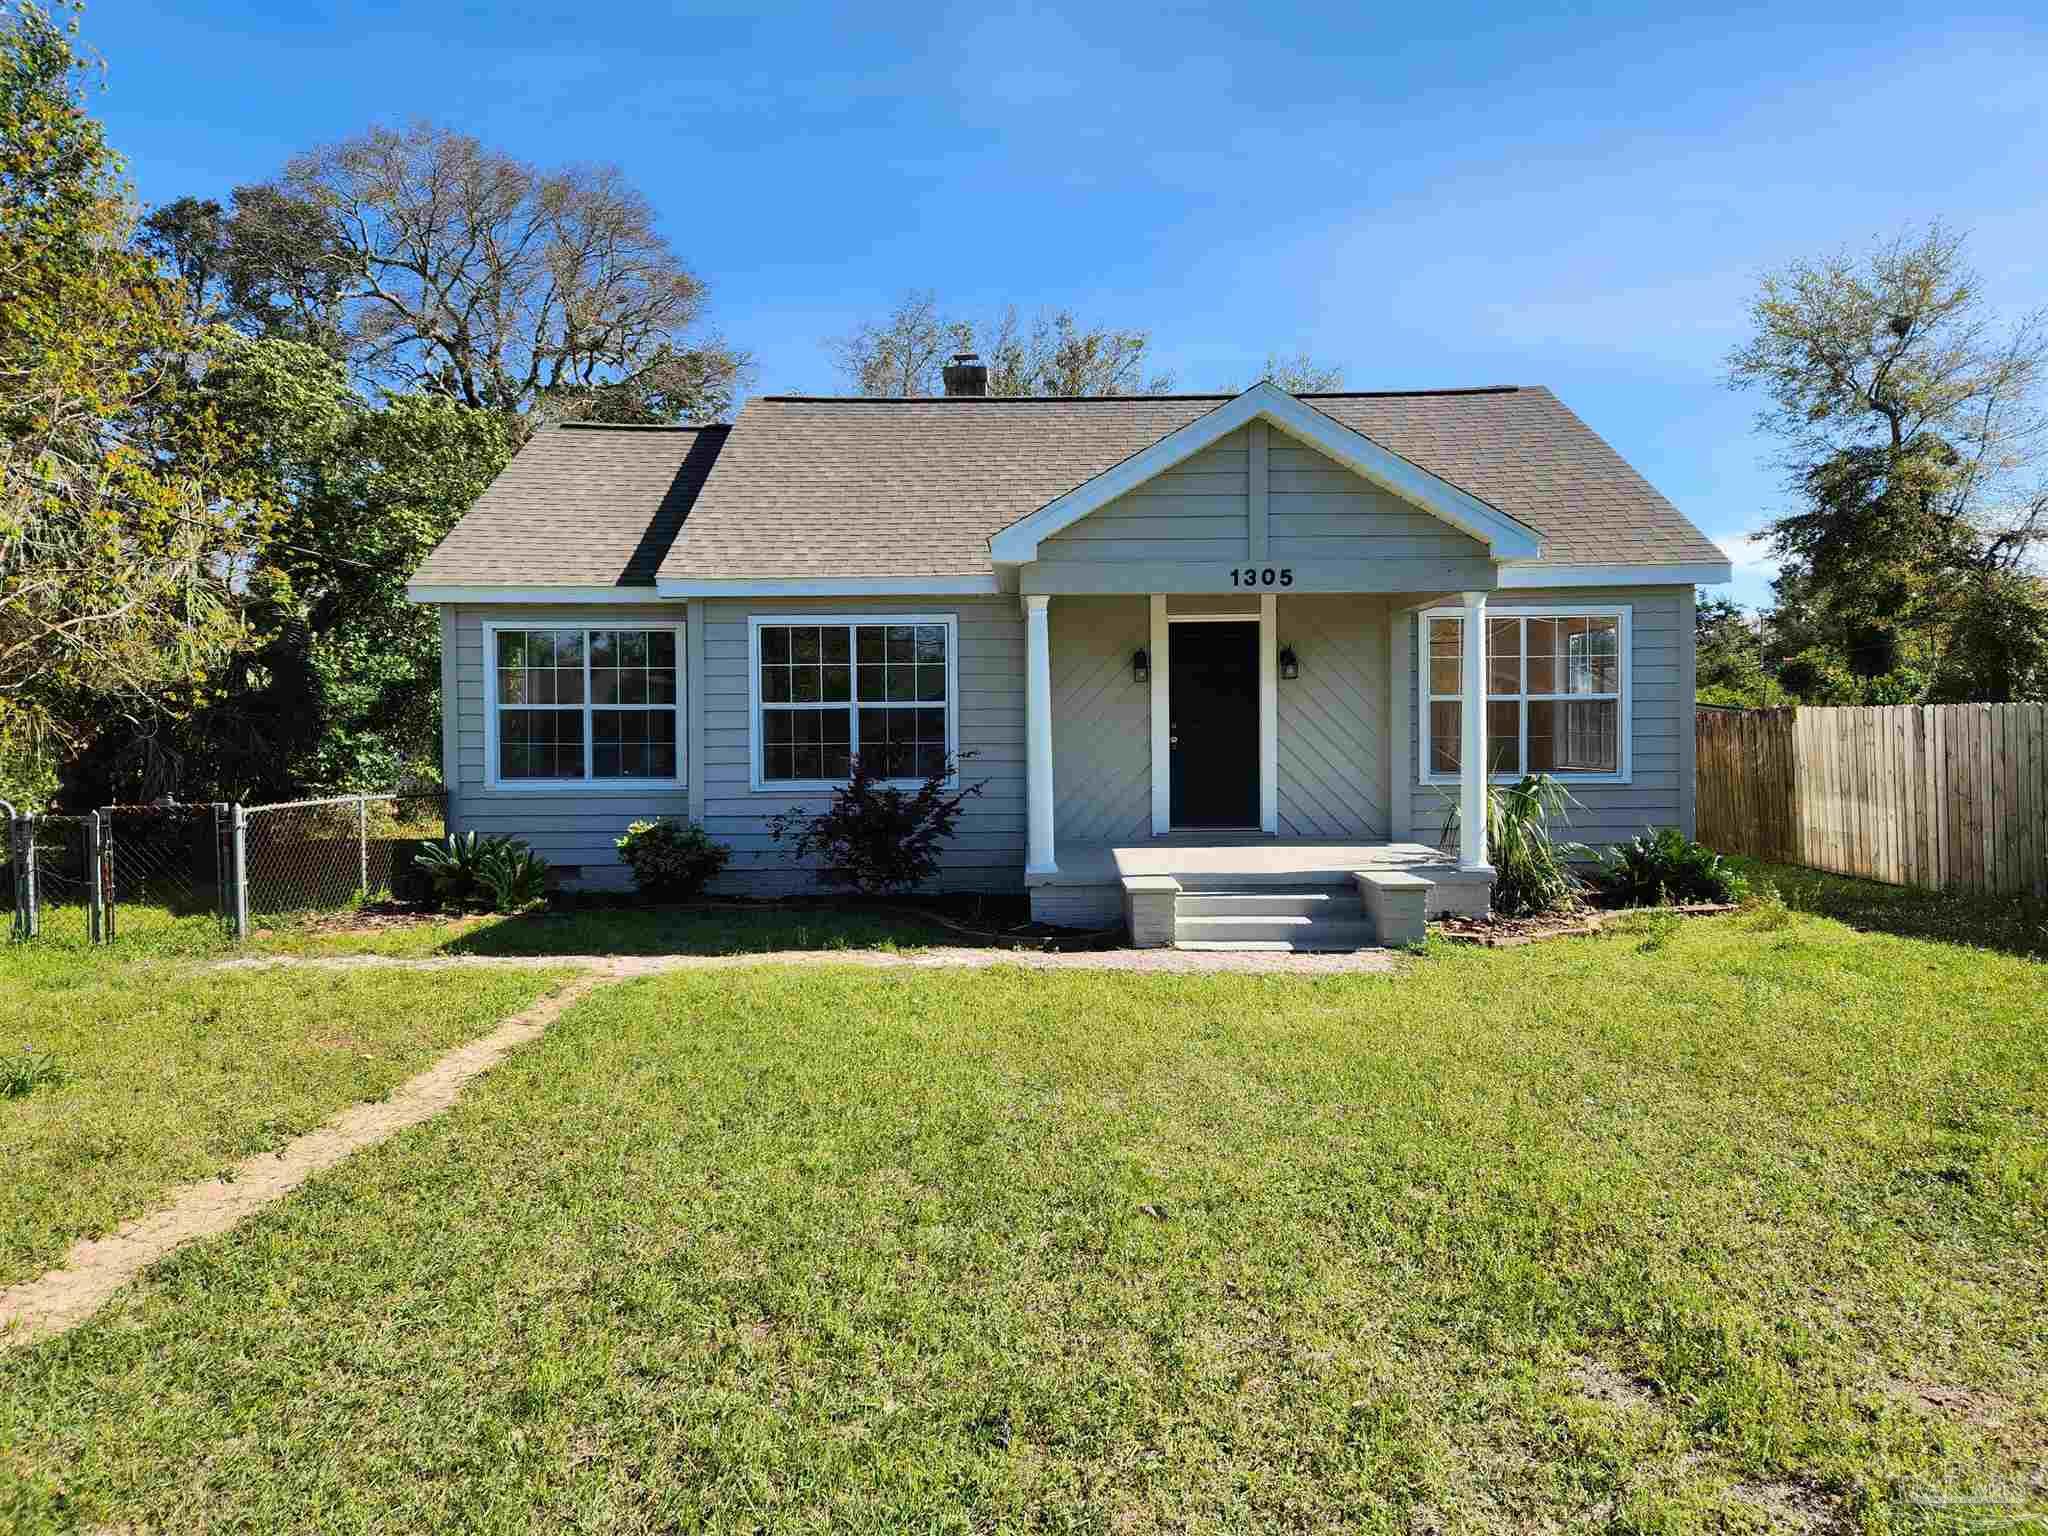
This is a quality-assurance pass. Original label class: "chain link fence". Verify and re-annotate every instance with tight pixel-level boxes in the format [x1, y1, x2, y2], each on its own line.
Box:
[240, 791, 445, 924]
[6, 790, 445, 944]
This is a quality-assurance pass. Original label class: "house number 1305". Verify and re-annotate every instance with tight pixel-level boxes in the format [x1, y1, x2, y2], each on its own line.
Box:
[1230, 566, 1294, 587]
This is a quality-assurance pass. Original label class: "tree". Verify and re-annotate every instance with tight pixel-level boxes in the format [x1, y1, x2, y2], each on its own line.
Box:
[196, 123, 751, 425]
[1694, 594, 1785, 707]
[1257, 352, 1345, 392]
[66, 333, 515, 802]
[830, 291, 1173, 396]
[1728, 223, 2048, 701]
[0, 0, 260, 800]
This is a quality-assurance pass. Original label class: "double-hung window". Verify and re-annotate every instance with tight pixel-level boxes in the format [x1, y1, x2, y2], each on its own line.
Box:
[486, 624, 683, 788]
[750, 615, 957, 788]
[1421, 608, 1629, 781]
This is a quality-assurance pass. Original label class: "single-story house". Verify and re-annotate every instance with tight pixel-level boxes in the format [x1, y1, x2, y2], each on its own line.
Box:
[407, 363, 1729, 948]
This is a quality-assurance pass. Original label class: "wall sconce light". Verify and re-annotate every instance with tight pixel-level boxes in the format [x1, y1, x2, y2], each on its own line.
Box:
[1278, 645, 1300, 680]
[1132, 648, 1150, 685]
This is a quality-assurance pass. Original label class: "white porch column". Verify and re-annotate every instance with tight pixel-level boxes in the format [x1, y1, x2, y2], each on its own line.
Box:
[1458, 590, 1494, 873]
[1023, 595, 1057, 875]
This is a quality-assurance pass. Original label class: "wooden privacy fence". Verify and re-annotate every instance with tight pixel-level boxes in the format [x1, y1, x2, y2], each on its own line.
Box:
[1697, 704, 2048, 896]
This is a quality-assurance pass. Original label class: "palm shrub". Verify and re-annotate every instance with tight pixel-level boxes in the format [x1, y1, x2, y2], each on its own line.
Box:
[1441, 773, 1589, 917]
[474, 840, 551, 913]
[415, 831, 550, 912]
[615, 818, 731, 900]
[764, 754, 985, 895]
[1592, 827, 1748, 907]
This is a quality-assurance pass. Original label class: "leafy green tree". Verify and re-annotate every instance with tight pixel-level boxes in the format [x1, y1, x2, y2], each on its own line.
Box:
[1694, 594, 1786, 707]
[0, 0, 262, 800]
[78, 334, 513, 801]
[1729, 223, 2048, 701]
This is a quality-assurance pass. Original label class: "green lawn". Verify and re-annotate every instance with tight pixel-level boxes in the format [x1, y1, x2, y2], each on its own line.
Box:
[3, 907, 2042, 1532]
[0, 942, 573, 1288]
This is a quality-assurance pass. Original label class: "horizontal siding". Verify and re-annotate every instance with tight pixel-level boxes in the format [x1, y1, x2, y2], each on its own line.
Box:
[1040, 430, 1251, 565]
[450, 603, 692, 871]
[697, 595, 1026, 895]
[1398, 586, 1693, 849]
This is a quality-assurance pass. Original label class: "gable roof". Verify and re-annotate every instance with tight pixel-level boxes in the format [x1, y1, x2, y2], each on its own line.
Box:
[408, 385, 1728, 595]
[410, 421, 728, 588]
[656, 385, 1723, 584]
[988, 381, 1544, 564]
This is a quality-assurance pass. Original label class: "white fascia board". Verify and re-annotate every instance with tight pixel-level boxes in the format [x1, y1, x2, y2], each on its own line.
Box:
[987, 381, 1545, 564]
[405, 583, 672, 605]
[1495, 561, 1732, 588]
[654, 575, 1002, 598]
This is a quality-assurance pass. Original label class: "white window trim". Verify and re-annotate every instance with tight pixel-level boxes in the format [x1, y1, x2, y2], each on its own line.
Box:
[482, 620, 687, 794]
[747, 613, 961, 793]
[1417, 604, 1632, 785]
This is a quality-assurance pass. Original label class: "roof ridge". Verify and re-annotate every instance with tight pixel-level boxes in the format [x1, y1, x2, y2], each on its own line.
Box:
[755, 386, 1526, 404]
[556, 420, 731, 432]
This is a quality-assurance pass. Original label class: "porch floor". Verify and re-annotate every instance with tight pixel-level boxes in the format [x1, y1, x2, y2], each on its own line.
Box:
[1027, 838, 1469, 888]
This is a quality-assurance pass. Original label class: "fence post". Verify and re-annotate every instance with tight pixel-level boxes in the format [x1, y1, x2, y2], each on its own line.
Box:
[358, 794, 369, 896]
[86, 811, 104, 944]
[230, 803, 249, 941]
[1, 801, 16, 943]
[18, 813, 36, 940]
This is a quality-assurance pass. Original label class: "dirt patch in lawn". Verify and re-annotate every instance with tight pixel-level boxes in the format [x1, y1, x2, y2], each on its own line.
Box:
[1569, 1359, 1659, 1409]
[1886, 1377, 2018, 1428]
[1727, 1476, 1849, 1533]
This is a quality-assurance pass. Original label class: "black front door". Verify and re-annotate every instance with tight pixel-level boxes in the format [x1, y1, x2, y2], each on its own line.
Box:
[1169, 622, 1259, 828]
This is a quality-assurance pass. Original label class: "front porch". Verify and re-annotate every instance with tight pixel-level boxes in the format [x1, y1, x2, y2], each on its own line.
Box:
[1027, 837, 1494, 950]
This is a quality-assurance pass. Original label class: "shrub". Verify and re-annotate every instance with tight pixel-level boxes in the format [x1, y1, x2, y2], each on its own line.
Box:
[1441, 773, 1589, 917]
[615, 818, 731, 900]
[764, 754, 985, 896]
[415, 831, 550, 912]
[1593, 827, 1749, 907]
[474, 840, 551, 913]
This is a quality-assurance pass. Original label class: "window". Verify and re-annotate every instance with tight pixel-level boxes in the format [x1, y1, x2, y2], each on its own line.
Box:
[750, 616, 956, 787]
[1421, 608, 1628, 781]
[487, 625, 682, 787]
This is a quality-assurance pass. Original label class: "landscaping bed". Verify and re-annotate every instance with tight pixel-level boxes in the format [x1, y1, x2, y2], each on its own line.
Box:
[1437, 899, 1740, 947]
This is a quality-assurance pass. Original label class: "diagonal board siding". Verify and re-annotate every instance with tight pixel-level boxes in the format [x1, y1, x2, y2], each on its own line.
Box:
[1276, 595, 1389, 838]
[1050, 597, 1152, 843]
[1395, 586, 1695, 848]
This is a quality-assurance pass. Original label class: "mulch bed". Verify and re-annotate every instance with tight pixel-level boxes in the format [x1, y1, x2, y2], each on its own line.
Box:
[1436, 902, 1739, 948]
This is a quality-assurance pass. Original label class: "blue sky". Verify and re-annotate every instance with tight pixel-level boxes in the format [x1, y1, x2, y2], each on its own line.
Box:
[87, 0, 2048, 607]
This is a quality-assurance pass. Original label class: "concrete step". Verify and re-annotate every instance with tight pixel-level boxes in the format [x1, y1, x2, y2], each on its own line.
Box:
[1175, 889, 1348, 918]
[1172, 914, 1377, 951]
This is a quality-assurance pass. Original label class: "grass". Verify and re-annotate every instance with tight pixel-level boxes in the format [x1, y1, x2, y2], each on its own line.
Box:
[1736, 857, 2048, 960]
[3, 907, 2042, 1532]
[0, 940, 574, 1288]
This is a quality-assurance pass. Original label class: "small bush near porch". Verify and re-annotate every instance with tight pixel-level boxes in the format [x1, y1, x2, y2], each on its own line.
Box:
[3, 910, 2043, 1531]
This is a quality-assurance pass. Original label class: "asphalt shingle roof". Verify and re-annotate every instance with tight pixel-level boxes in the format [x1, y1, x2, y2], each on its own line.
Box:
[411, 422, 728, 586]
[411, 388, 1725, 589]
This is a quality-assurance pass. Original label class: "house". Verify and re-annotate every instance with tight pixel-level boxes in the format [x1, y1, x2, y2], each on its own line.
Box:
[407, 365, 1729, 947]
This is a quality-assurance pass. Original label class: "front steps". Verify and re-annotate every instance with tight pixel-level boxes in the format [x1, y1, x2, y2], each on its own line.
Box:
[1169, 881, 1375, 953]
